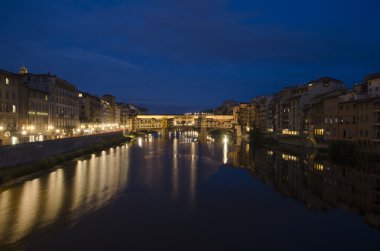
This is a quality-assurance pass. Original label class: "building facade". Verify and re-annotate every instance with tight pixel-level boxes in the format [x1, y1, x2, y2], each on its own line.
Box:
[23, 73, 79, 131]
[0, 70, 21, 144]
[78, 92, 102, 124]
[251, 96, 273, 132]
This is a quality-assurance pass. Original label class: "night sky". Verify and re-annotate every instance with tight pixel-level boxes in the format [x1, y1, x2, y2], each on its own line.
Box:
[1, 0, 380, 113]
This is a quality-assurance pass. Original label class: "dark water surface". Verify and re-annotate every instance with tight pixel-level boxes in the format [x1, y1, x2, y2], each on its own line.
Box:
[1, 137, 380, 250]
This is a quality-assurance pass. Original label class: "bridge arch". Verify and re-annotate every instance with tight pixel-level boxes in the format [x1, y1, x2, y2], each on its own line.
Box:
[206, 128, 234, 141]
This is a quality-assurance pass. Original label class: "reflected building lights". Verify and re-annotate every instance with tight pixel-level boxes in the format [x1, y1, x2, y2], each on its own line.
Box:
[189, 142, 197, 207]
[72, 160, 87, 217]
[0, 145, 132, 247]
[223, 140, 228, 164]
[313, 163, 324, 171]
[0, 190, 11, 243]
[172, 139, 179, 199]
[43, 169, 65, 225]
[282, 154, 299, 162]
[137, 137, 143, 147]
[12, 179, 41, 243]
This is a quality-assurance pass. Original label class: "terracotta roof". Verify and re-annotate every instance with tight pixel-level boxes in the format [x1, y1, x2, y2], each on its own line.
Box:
[308, 76, 343, 84]
[364, 73, 380, 81]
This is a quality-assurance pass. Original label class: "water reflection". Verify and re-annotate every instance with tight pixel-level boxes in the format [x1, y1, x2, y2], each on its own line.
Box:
[171, 138, 179, 199]
[0, 144, 131, 247]
[190, 142, 197, 206]
[3, 135, 379, 250]
[228, 144, 380, 229]
[0, 135, 229, 249]
[5, 133, 380, 249]
[13, 179, 41, 243]
[223, 140, 228, 164]
[44, 169, 64, 225]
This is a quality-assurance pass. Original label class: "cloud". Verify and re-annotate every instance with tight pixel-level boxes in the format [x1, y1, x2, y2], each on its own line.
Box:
[59, 49, 139, 69]
[1, 0, 380, 113]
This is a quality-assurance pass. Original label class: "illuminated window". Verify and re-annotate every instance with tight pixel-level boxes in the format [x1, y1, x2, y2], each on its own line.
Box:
[5, 78, 9, 85]
[314, 163, 324, 171]
[12, 105, 16, 113]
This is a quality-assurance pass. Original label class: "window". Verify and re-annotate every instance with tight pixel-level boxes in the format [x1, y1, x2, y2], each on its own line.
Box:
[5, 78, 9, 85]
[12, 105, 16, 113]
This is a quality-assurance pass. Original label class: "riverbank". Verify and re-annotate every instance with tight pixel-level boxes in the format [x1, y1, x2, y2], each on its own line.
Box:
[0, 133, 133, 189]
[257, 133, 380, 162]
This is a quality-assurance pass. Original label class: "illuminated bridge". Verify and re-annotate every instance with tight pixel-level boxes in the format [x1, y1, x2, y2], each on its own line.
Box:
[125, 114, 241, 140]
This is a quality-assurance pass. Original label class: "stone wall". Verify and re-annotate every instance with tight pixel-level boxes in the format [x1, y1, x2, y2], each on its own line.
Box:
[0, 131, 124, 169]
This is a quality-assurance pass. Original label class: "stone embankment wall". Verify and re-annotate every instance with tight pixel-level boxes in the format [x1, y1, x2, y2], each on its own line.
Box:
[0, 131, 124, 169]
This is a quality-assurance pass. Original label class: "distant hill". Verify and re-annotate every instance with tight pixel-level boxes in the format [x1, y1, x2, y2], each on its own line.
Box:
[202, 100, 239, 115]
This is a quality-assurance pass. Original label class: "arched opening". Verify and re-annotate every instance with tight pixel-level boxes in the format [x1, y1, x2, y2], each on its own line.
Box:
[207, 129, 234, 142]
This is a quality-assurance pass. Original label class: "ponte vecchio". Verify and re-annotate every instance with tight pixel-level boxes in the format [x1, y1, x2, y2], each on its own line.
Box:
[124, 114, 241, 140]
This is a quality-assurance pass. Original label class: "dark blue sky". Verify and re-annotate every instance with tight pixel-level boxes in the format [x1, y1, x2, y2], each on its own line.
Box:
[1, 0, 380, 113]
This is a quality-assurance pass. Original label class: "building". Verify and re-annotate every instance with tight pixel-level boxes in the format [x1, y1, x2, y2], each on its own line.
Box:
[0, 70, 22, 145]
[232, 103, 253, 133]
[21, 86, 49, 142]
[287, 77, 344, 135]
[272, 87, 294, 135]
[22, 72, 79, 131]
[322, 92, 360, 141]
[118, 103, 147, 124]
[213, 100, 239, 115]
[251, 96, 273, 132]
[101, 94, 121, 124]
[100, 99, 113, 124]
[365, 73, 380, 98]
[337, 98, 380, 146]
[306, 90, 347, 140]
[78, 92, 102, 124]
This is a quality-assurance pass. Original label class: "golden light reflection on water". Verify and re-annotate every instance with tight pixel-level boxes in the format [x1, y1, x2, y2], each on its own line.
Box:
[12, 179, 41, 243]
[171, 138, 179, 199]
[0, 144, 131, 246]
[223, 140, 228, 164]
[44, 169, 65, 225]
[0, 190, 11, 241]
[190, 142, 197, 206]
[0, 139, 226, 248]
[72, 159, 87, 218]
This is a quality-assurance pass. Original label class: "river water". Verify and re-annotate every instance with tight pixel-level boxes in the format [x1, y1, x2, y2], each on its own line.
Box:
[1, 135, 380, 250]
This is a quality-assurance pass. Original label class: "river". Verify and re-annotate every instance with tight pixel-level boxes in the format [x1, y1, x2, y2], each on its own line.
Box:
[1, 134, 380, 250]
